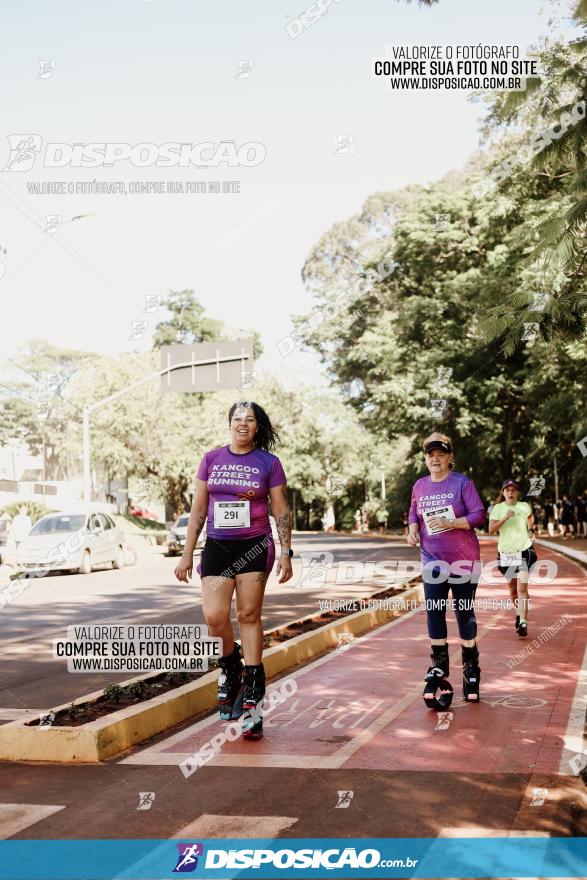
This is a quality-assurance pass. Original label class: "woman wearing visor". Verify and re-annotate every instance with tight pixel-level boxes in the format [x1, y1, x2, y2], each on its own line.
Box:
[489, 478, 536, 638]
[407, 433, 486, 707]
[174, 401, 293, 739]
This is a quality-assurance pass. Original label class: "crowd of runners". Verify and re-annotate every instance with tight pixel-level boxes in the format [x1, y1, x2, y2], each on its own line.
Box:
[174, 402, 566, 737]
[515, 494, 587, 539]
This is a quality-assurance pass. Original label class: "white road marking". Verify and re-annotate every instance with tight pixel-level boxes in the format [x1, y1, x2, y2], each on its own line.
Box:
[0, 803, 65, 839]
[112, 814, 297, 878]
[559, 640, 587, 775]
[438, 828, 551, 837]
[172, 814, 298, 838]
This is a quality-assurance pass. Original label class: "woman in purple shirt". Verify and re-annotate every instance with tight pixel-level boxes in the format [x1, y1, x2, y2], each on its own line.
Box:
[174, 401, 292, 738]
[407, 432, 486, 707]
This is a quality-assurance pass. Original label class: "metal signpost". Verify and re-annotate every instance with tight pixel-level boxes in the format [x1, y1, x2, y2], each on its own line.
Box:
[82, 340, 254, 502]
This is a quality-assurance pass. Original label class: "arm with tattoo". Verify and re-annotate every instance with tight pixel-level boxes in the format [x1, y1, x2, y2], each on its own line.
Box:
[269, 483, 291, 554]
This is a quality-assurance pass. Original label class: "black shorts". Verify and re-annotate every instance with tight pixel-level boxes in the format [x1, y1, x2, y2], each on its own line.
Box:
[497, 546, 538, 577]
[197, 535, 275, 579]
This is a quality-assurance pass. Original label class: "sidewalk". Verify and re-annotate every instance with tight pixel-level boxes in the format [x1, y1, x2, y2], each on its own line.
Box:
[535, 537, 587, 567]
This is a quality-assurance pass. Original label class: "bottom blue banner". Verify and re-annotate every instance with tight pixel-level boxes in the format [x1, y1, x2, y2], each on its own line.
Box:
[0, 837, 585, 879]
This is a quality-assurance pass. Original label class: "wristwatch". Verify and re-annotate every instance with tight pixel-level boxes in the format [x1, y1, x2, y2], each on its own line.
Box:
[281, 548, 294, 558]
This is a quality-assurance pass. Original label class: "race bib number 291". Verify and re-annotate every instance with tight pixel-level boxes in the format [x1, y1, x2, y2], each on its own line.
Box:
[214, 501, 250, 529]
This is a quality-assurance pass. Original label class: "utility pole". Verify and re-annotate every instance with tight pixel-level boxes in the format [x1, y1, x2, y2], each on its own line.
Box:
[42, 437, 46, 497]
[553, 453, 559, 501]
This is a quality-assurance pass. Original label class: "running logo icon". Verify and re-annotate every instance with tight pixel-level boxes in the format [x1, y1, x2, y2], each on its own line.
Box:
[428, 399, 447, 419]
[136, 791, 155, 811]
[295, 552, 333, 588]
[527, 476, 545, 497]
[129, 321, 148, 340]
[3, 134, 42, 171]
[42, 215, 62, 235]
[37, 61, 56, 79]
[143, 295, 162, 313]
[173, 843, 204, 872]
[235, 60, 254, 79]
[335, 790, 354, 808]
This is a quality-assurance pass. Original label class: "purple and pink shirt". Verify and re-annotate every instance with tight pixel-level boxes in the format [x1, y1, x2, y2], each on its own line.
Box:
[197, 445, 286, 540]
[408, 471, 486, 572]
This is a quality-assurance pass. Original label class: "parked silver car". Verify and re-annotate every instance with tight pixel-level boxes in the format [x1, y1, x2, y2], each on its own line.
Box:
[165, 515, 206, 557]
[16, 511, 126, 575]
[165, 515, 278, 556]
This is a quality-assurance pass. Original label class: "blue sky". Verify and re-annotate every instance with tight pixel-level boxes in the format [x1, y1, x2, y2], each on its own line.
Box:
[0, 0, 570, 388]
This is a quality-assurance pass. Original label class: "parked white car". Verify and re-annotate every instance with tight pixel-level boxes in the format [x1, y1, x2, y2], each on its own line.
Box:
[16, 511, 126, 575]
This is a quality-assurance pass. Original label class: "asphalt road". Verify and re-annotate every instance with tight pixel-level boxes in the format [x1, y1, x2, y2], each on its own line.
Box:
[0, 532, 419, 712]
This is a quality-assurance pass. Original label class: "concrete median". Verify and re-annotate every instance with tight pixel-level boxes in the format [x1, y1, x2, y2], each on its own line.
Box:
[0, 579, 423, 764]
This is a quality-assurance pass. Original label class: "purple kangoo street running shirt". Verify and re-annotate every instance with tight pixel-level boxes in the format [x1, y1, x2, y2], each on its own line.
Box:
[197, 445, 286, 540]
[408, 471, 486, 573]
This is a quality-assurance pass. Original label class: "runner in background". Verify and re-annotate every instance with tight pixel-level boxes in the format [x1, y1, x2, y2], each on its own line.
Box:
[407, 432, 486, 706]
[10, 506, 31, 552]
[531, 499, 542, 536]
[361, 506, 369, 533]
[576, 491, 587, 538]
[560, 494, 576, 539]
[555, 498, 564, 535]
[543, 497, 561, 537]
[174, 401, 293, 739]
[489, 479, 536, 638]
[377, 506, 388, 534]
[322, 506, 335, 532]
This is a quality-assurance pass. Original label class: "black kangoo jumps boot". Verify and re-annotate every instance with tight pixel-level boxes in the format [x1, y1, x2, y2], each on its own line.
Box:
[462, 643, 481, 702]
[423, 644, 453, 711]
[242, 663, 266, 740]
[217, 642, 244, 721]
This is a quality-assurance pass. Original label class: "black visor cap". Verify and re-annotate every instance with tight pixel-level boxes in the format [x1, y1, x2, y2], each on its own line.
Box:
[424, 440, 451, 454]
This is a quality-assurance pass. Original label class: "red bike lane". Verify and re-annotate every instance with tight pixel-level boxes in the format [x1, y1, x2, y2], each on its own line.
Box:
[121, 541, 587, 834]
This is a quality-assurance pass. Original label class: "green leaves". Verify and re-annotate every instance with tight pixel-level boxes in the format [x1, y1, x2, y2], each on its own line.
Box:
[296, 146, 586, 498]
[477, 7, 587, 338]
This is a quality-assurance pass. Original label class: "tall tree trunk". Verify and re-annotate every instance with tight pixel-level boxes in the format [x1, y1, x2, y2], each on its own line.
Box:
[164, 474, 190, 519]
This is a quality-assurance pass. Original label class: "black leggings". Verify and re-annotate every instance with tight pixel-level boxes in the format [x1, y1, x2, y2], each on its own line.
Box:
[423, 568, 478, 641]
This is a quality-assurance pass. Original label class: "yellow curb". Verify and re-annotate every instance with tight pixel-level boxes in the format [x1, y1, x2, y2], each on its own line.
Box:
[0, 580, 423, 764]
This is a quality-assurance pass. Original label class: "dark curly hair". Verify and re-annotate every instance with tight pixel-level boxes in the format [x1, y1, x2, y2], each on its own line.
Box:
[228, 401, 280, 452]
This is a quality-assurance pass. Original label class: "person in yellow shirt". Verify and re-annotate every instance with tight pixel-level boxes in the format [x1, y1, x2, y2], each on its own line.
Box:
[489, 479, 537, 637]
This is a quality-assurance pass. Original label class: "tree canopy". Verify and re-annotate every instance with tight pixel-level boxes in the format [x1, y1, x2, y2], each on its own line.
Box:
[296, 100, 587, 504]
